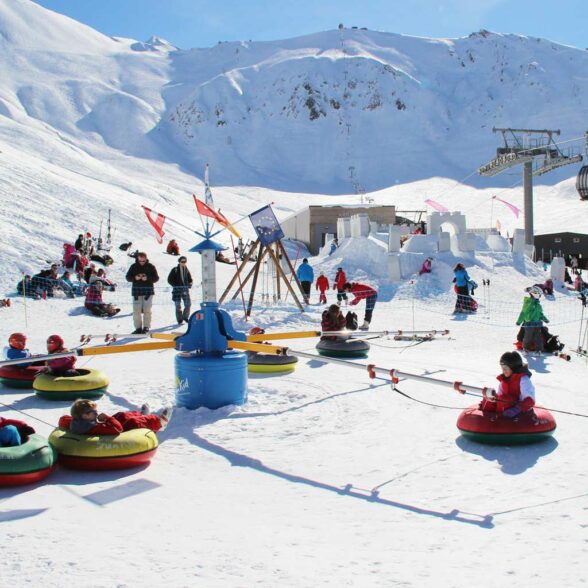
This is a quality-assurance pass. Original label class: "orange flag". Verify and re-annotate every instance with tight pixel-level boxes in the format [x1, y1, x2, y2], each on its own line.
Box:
[193, 195, 241, 238]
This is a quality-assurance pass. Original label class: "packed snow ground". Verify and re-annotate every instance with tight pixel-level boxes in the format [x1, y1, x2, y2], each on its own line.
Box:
[1, 226, 587, 587]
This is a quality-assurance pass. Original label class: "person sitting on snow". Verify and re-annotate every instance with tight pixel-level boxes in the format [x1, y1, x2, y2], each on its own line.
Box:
[44, 335, 79, 377]
[480, 351, 535, 418]
[419, 257, 432, 275]
[60, 399, 172, 435]
[85, 278, 120, 317]
[320, 304, 347, 340]
[16, 275, 33, 297]
[315, 272, 330, 304]
[0, 416, 35, 447]
[343, 282, 378, 330]
[166, 239, 180, 256]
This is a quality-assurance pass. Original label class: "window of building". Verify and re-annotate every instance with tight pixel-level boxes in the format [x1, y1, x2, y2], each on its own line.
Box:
[554, 238, 562, 243]
[573, 238, 580, 243]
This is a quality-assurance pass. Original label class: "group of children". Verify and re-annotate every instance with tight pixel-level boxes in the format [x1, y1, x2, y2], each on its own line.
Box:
[0, 332, 173, 447]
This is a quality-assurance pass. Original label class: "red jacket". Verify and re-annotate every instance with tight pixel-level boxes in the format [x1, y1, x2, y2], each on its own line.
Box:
[59, 414, 123, 435]
[333, 270, 347, 291]
[48, 350, 76, 373]
[348, 282, 377, 305]
[316, 275, 329, 292]
[321, 311, 346, 340]
[496, 372, 535, 412]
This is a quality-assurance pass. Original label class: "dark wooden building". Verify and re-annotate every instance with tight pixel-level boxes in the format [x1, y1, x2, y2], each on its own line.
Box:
[534, 232, 588, 268]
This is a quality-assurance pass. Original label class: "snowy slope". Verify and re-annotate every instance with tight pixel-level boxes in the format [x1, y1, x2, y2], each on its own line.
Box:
[0, 5, 587, 586]
[1, 1, 587, 193]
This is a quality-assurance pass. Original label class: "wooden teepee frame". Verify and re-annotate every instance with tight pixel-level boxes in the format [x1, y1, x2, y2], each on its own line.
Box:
[219, 239, 306, 315]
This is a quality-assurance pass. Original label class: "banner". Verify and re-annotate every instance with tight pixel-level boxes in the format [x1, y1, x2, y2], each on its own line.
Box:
[193, 196, 241, 238]
[424, 199, 449, 213]
[141, 206, 166, 244]
[493, 196, 520, 219]
[249, 205, 284, 246]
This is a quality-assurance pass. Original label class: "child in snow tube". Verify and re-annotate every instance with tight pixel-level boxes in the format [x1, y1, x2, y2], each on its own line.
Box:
[0, 416, 35, 447]
[45, 334, 79, 377]
[480, 351, 535, 418]
[60, 399, 173, 436]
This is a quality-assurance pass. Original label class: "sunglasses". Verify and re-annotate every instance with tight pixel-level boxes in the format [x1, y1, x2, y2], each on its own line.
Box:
[179, 260, 187, 264]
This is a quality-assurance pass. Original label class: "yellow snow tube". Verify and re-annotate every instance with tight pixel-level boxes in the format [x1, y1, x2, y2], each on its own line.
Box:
[49, 428, 158, 470]
[34, 368, 109, 400]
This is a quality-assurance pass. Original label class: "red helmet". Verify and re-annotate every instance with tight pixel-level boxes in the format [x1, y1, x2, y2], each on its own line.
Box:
[9, 332, 27, 350]
[248, 327, 265, 336]
[47, 334, 64, 352]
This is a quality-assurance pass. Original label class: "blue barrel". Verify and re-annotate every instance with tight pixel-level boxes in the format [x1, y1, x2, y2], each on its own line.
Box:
[175, 351, 248, 410]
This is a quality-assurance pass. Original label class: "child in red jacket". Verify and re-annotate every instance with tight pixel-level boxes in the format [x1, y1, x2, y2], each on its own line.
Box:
[320, 304, 347, 340]
[480, 351, 536, 418]
[60, 399, 173, 435]
[343, 282, 378, 330]
[45, 334, 79, 376]
[316, 272, 329, 304]
[333, 267, 348, 305]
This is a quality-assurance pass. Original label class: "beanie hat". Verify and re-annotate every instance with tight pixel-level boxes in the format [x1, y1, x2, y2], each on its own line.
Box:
[500, 351, 523, 370]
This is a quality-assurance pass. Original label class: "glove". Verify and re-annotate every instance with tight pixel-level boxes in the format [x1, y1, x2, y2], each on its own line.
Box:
[544, 319, 549, 323]
[503, 405, 521, 418]
[516, 322, 521, 326]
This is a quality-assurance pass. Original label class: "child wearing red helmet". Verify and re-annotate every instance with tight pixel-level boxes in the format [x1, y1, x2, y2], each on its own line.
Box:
[3, 333, 34, 368]
[45, 335, 79, 377]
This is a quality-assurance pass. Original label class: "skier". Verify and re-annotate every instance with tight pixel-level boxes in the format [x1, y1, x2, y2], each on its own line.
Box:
[315, 272, 329, 304]
[480, 351, 535, 418]
[516, 286, 549, 354]
[333, 267, 348, 305]
[166, 239, 180, 256]
[343, 282, 378, 330]
[296, 258, 314, 303]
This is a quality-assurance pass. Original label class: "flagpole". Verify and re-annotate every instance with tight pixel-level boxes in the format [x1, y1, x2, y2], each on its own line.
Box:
[490, 196, 495, 232]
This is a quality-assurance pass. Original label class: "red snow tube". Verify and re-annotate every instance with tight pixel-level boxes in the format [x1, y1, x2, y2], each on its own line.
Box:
[0, 365, 44, 388]
[457, 403, 556, 445]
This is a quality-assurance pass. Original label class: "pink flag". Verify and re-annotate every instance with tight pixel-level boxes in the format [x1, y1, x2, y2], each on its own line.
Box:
[424, 199, 449, 213]
[493, 196, 520, 219]
[142, 205, 166, 243]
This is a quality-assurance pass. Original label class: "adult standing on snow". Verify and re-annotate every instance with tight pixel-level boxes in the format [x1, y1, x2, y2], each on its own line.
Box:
[343, 282, 378, 330]
[516, 286, 549, 354]
[333, 267, 348, 305]
[315, 272, 329, 304]
[296, 258, 314, 303]
[167, 256, 193, 325]
[126, 252, 159, 334]
[452, 263, 475, 313]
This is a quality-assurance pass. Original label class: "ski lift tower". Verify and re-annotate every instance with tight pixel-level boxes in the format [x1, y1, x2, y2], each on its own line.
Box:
[478, 128, 582, 250]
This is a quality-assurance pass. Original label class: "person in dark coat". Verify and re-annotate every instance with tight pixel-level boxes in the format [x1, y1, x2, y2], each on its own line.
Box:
[167, 256, 193, 324]
[320, 304, 346, 340]
[125, 252, 159, 334]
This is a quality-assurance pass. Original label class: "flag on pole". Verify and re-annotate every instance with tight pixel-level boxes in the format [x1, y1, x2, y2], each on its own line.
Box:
[493, 196, 520, 219]
[193, 195, 241, 238]
[204, 163, 214, 208]
[424, 199, 449, 213]
[141, 206, 166, 243]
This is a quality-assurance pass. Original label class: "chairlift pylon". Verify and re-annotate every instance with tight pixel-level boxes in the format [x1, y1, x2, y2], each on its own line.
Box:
[577, 131, 588, 201]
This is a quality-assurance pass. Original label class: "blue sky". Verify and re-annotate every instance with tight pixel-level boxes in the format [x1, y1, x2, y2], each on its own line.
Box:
[34, 0, 587, 50]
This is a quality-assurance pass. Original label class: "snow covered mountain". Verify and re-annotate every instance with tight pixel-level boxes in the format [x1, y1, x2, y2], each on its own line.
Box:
[1, 0, 587, 194]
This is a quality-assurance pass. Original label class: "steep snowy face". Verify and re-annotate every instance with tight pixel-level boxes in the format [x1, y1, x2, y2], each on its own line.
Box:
[161, 29, 588, 192]
[1, 2, 588, 193]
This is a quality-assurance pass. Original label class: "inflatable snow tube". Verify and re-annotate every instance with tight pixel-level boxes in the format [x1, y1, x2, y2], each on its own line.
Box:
[247, 352, 298, 374]
[0, 365, 45, 389]
[49, 427, 158, 470]
[457, 403, 556, 445]
[34, 368, 108, 400]
[0, 434, 57, 486]
[316, 338, 370, 359]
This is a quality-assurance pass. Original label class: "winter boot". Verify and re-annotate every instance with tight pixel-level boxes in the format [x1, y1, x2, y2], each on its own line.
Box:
[359, 321, 370, 331]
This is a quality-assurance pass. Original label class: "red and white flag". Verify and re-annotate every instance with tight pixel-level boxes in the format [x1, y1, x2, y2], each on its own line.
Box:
[193, 195, 241, 238]
[493, 196, 520, 219]
[141, 205, 166, 243]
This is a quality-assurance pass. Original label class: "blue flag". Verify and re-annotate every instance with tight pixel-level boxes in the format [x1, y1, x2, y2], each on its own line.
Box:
[249, 205, 284, 246]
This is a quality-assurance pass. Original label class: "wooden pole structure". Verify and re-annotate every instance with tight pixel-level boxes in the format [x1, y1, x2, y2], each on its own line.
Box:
[266, 244, 304, 311]
[247, 245, 265, 316]
[219, 240, 260, 304]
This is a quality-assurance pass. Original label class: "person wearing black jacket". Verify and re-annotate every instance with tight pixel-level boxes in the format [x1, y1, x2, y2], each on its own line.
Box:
[125, 252, 159, 334]
[167, 256, 193, 324]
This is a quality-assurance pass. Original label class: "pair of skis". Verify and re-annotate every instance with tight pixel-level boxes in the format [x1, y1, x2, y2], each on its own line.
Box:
[392, 329, 449, 342]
